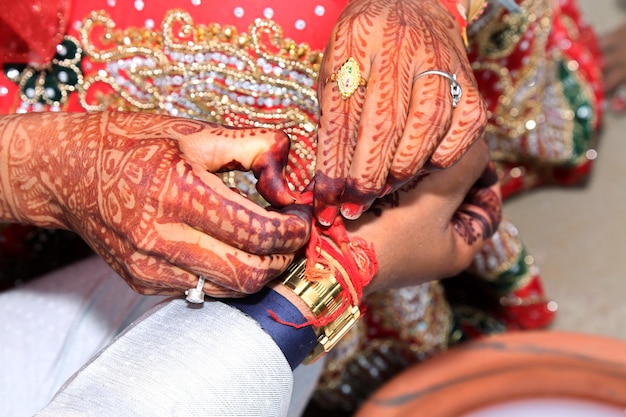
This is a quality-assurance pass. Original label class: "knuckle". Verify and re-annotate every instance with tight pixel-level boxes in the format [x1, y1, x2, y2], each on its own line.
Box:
[388, 166, 417, 184]
[431, 153, 456, 170]
[314, 173, 345, 203]
[343, 178, 381, 204]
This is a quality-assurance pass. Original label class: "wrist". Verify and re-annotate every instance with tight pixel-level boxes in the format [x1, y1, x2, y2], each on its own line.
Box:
[268, 279, 316, 321]
[272, 257, 362, 364]
[224, 253, 367, 368]
[0, 114, 69, 228]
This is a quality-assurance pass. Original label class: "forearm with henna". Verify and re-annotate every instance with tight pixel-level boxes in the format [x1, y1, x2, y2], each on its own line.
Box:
[0, 112, 310, 295]
[0, 112, 73, 227]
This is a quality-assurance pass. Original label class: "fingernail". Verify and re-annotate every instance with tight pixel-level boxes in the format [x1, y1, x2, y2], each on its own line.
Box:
[318, 206, 337, 226]
[340, 203, 363, 220]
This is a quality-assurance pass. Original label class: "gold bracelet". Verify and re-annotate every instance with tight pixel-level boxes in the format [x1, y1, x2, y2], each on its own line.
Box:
[279, 257, 361, 364]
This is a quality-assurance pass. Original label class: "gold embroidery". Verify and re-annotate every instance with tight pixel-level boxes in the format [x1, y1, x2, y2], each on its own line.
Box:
[78, 10, 324, 193]
[470, 0, 583, 165]
[470, 217, 535, 288]
[472, 3, 530, 59]
[314, 282, 452, 409]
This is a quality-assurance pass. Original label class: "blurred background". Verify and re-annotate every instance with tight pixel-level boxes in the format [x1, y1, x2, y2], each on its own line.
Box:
[506, 0, 626, 340]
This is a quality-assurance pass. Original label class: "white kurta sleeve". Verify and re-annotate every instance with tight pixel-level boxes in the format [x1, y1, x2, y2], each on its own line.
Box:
[37, 298, 295, 417]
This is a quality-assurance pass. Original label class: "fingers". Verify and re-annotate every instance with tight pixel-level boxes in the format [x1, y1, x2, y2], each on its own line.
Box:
[178, 127, 297, 207]
[390, 69, 486, 182]
[162, 121, 313, 254]
[165, 165, 312, 255]
[428, 73, 487, 169]
[63, 113, 312, 297]
[385, 73, 456, 190]
[450, 161, 502, 259]
[336, 57, 413, 219]
[320, 66, 486, 224]
[114, 123, 311, 295]
[314, 57, 367, 225]
[133, 165, 310, 295]
[107, 236, 297, 296]
[315, 62, 466, 224]
[314, 60, 485, 226]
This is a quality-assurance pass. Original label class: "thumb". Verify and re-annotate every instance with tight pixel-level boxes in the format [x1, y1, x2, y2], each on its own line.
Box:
[178, 126, 297, 207]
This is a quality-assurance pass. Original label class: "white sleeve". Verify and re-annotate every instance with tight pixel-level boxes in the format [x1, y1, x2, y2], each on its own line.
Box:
[36, 298, 295, 417]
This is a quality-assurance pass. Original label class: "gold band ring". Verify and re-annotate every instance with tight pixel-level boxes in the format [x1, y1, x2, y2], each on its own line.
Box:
[327, 57, 368, 100]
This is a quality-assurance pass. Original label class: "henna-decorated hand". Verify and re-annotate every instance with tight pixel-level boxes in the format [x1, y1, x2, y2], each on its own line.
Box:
[0, 112, 312, 297]
[314, 0, 487, 226]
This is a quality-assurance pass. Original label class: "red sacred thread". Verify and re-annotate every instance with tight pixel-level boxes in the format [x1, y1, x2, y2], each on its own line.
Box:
[268, 202, 378, 330]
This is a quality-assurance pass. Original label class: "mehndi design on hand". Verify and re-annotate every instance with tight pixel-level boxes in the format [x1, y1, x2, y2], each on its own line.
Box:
[0, 112, 311, 296]
[315, 0, 487, 225]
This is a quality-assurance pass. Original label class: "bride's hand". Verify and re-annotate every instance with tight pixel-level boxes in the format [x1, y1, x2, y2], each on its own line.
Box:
[314, 0, 486, 226]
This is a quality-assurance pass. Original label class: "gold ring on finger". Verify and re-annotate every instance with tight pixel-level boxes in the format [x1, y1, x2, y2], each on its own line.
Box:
[327, 57, 368, 100]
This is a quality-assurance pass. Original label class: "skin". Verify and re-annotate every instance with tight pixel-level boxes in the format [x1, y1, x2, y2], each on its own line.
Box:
[0, 1, 497, 304]
[273, 137, 500, 319]
[349, 138, 500, 295]
[314, 0, 487, 225]
[600, 23, 626, 97]
[0, 110, 499, 310]
[0, 107, 498, 291]
[0, 112, 312, 297]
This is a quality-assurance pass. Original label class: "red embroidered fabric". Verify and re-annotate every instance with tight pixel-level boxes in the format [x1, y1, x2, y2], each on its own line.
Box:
[0, 0, 380, 315]
[0, 0, 72, 65]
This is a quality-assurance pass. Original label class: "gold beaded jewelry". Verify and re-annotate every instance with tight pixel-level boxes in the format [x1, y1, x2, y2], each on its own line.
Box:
[468, 0, 489, 23]
[78, 11, 325, 194]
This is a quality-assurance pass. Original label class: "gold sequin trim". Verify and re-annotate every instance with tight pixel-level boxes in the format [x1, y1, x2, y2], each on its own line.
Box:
[470, 0, 584, 165]
[78, 10, 324, 192]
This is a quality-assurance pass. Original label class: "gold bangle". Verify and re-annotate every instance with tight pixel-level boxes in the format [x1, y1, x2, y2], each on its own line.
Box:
[279, 257, 361, 364]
